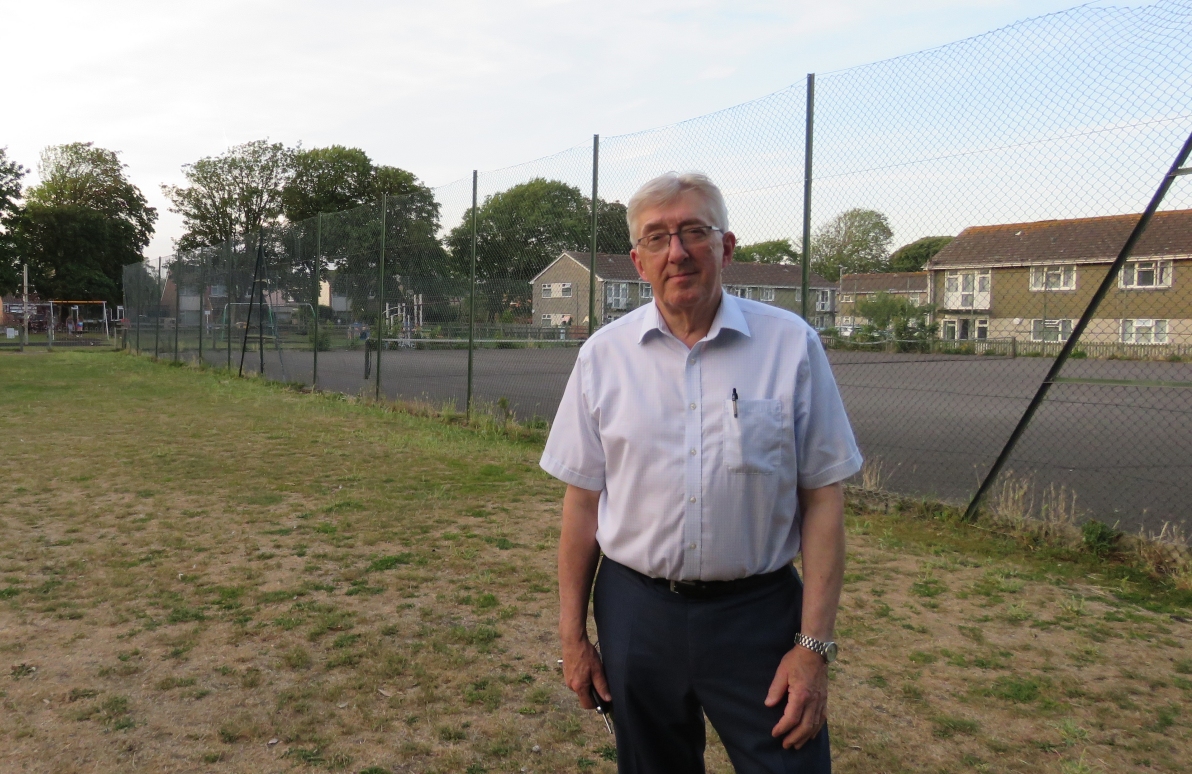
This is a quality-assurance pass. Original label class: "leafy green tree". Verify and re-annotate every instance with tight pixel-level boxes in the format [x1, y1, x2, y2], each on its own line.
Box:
[12, 143, 155, 304]
[282, 146, 375, 223]
[854, 291, 935, 346]
[810, 208, 893, 282]
[888, 235, 953, 272]
[444, 179, 629, 322]
[0, 147, 28, 294]
[163, 140, 292, 250]
[734, 238, 796, 264]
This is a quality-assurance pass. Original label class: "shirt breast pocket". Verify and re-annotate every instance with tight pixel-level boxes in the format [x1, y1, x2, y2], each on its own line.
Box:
[723, 398, 784, 475]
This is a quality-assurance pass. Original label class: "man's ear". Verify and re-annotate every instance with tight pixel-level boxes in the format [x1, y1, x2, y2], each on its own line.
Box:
[630, 249, 648, 280]
[721, 231, 737, 267]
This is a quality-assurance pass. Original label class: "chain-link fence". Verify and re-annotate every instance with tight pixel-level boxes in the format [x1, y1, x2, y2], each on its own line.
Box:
[124, 0, 1192, 536]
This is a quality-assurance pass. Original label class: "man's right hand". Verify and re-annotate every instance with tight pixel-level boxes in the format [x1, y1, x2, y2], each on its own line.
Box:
[561, 636, 611, 710]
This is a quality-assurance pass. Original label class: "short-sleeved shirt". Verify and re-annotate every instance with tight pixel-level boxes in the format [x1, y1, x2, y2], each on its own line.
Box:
[540, 291, 862, 581]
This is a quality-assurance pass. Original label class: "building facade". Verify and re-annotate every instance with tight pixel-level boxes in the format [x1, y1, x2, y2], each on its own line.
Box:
[837, 271, 929, 335]
[926, 210, 1192, 347]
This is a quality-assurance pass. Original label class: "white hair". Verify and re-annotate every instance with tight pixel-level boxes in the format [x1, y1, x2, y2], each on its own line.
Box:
[625, 172, 729, 241]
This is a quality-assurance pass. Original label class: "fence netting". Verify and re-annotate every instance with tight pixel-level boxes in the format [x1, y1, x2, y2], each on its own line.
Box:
[124, 0, 1192, 537]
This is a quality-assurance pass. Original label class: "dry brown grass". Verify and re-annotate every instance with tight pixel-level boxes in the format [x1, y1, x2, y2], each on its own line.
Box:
[1, 352, 1189, 773]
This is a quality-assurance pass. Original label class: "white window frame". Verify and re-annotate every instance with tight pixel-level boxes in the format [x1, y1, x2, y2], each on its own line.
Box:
[943, 270, 991, 310]
[606, 282, 628, 310]
[840, 293, 854, 304]
[559, 282, 572, 298]
[816, 289, 831, 312]
[976, 319, 989, 340]
[1029, 265, 1076, 292]
[640, 283, 653, 299]
[1030, 318, 1073, 343]
[1121, 318, 1168, 344]
[1119, 259, 1172, 290]
[760, 287, 775, 302]
[541, 314, 552, 325]
[541, 283, 552, 298]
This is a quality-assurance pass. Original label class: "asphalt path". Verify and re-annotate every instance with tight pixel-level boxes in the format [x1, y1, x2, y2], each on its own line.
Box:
[199, 346, 1191, 534]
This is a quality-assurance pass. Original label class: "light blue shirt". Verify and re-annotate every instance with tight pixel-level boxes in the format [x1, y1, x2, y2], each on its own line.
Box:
[541, 291, 863, 581]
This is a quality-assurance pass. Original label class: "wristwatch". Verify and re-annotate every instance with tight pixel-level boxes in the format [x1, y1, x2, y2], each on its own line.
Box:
[795, 633, 838, 663]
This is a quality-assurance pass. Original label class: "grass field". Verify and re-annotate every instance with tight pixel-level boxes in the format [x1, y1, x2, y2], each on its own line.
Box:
[1, 351, 1190, 773]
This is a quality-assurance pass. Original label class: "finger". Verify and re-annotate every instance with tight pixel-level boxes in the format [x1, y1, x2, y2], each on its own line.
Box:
[770, 691, 806, 738]
[783, 698, 825, 750]
[764, 664, 789, 708]
[590, 662, 612, 703]
[569, 676, 597, 709]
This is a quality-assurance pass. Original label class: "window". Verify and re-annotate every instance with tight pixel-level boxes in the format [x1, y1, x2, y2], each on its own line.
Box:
[816, 290, 832, 312]
[541, 314, 551, 325]
[1030, 265, 1076, 291]
[1031, 319, 1073, 342]
[943, 320, 957, 340]
[840, 293, 854, 303]
[1120, 260, 1172, 289]
[1121, 318, 1168, 344]
[942, 318, 986, 340]
[640, 283, 653, 299]
[943, 270, 991, 309]
[541, 283, 552, 298]
[560, 282, 572, 298]
[908, 293, 921, 305]
[760, 287, 775, 302]
[976, 319, 988, 340]
[606, 282, 628, 309]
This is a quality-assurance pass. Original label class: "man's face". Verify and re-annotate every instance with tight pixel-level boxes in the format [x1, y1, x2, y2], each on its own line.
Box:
[629, 190, 736, 314]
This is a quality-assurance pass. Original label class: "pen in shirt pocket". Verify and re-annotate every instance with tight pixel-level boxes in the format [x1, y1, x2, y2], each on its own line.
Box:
[732, 388, 738, 418]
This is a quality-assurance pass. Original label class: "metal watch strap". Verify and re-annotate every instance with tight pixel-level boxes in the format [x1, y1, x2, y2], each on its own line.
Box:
[795, 632, 835, 662]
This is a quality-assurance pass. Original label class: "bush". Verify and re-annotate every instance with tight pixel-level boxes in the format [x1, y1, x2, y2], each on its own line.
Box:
[1081, 519, 1119, 556]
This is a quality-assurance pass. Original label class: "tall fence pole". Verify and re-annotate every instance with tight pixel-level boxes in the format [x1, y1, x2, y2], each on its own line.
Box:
[135, 267, 142, 354]
[153, 256, 161, 359]
[174, 257, 181, 362]
[964, 129, 1192, 521]
[590, 134, 599, 335]
[801, 73, 815, 321]
[314, 213, 321, 390]
[198, 252, 204, 365]
[21, 264, 27, 352]
[225, 242, 232, 370]
[466, 170, 478, 422]
[258, 235, 265, 376]
[239, 235, 264, 377]
[375, 194, 387, 402]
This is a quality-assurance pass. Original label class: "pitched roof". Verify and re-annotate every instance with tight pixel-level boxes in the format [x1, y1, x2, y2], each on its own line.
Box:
[927, 209, 1192, 269]
[839, 272, 928, 294]
[547, 251, 832, 288]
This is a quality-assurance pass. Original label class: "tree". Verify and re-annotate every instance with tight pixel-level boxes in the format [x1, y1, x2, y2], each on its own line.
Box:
[444, 179, 629, 321]
[163, 140, 292, 250]
[810, 208, 893, 282]
[734, 238, 796, 264]
[12, 143, 155, 304]
[0, 147, 27, 294]
[282, 146, 375, 223]
[888, 235, 953, 272]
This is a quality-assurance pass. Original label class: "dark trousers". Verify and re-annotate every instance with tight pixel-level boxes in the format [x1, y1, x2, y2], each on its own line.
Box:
[593, 558, 831, 774]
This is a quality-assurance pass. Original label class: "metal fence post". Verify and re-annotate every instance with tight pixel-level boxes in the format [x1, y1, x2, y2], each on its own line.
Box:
[466, 171, 478, 422]
[375, 194, 386, 402]
[174, 257, 181, 362]
[198, 252, 204, 365]
[154, 256, 161, 359]
[590, 134, 599, 336]
[801, 73, 815, 321]
[313, 214, 322, 389]
[21, 264, 27, 352]
[225, 242, 232, 371]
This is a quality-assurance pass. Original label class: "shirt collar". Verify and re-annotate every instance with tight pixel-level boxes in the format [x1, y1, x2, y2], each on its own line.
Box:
[637, 289, 752, 344]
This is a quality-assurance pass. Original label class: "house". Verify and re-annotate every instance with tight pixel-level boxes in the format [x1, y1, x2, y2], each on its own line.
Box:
[926, 210, 1192, 346]
[529, 251, 837, 328]
[837, 272, 929, 335]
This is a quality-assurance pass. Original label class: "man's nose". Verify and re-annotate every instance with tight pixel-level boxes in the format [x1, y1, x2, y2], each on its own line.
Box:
[666, 233, 691, 263]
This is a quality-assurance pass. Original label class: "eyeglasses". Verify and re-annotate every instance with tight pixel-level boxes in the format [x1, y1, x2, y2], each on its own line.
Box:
[634, 225, 723, 255]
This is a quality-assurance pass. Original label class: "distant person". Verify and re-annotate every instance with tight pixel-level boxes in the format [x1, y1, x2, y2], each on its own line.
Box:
[543, 172, 861, 773]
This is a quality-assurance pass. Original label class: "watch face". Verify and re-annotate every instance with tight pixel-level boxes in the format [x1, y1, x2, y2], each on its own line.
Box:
[825, 642, 838, 663]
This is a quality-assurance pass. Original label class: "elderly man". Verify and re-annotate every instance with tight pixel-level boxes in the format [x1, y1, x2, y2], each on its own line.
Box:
[542, 172, 861, 773]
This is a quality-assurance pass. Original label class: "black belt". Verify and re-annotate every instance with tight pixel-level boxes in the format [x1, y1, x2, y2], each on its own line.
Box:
[648, 566, 792, 599]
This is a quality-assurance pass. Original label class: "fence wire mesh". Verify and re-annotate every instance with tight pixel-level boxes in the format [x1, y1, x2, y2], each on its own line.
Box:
[123, 0, 1192, 536]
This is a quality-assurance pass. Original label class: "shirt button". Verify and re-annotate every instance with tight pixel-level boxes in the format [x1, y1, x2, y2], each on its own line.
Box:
[689, 496, 697, 503]
[689, 358, 696, 365]
[689, 543, 697, 550]
[689, 448, 697, 456]
[689, 403, 697, 410]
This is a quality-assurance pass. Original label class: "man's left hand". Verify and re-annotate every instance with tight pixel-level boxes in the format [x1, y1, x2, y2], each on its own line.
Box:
[764, 644, 828, 749]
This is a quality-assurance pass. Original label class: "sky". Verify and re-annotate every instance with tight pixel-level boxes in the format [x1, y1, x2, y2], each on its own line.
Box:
[0, 0, 1150, 257]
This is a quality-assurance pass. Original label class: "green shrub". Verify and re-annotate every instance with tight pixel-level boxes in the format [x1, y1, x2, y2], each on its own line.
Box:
[1081, 520, 1119, 557]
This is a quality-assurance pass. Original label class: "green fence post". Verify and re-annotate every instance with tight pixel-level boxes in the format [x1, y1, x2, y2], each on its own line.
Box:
[801, 73, 815, 322]
[590, 135, 599, 336]
[154, 256, 161, 359]
[198, 251, 204, 365]
[314, 213, 321, 390]
[375, 195, 386, 402]
[466, 171, 478, 422]
[174, 256, 181, 362]
[225, 242, 232, 371]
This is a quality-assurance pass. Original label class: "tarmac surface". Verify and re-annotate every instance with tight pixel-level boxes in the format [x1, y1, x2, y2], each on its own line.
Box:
[199, 345, 1191, 535]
